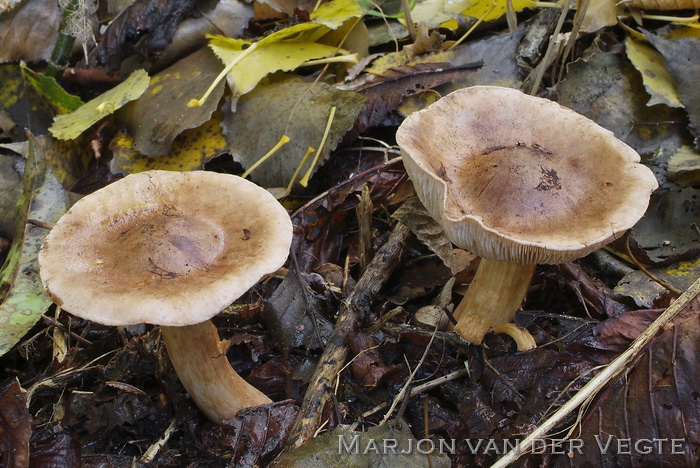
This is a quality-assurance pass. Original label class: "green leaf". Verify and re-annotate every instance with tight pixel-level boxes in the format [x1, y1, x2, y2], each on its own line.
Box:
[0, 64, 83, 135]
[0, 134, 69, 357]
[49, 69, 150, 140]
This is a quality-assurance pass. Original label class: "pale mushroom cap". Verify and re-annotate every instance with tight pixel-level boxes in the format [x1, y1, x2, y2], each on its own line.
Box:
[39, 170, 293, 326]
[396, 86, 658, 265]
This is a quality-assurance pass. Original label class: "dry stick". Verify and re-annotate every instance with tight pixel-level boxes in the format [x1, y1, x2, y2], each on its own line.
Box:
[285, 222, 412, 450]
[490, 275, 700, 468]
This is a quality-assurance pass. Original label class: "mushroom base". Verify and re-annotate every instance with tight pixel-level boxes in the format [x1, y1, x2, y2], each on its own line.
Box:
[452, 259, 536, 351]
[161, 321, 272, 423]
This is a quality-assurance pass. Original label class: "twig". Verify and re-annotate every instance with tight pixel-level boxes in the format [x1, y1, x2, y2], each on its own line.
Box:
[490, 275, 700, 467]
[380, 328, 438, 425]
[361, 367, 470, 419]
[284, 221, 412, 450]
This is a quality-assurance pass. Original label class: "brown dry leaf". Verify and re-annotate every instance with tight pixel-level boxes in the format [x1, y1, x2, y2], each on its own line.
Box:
[351, 62, 482, 135]
[558, 298, 700, 466]
[0, 379, 31, 468]
[0, 0, 60, 63]
[392, 197, 475, 275]
[629, 0, 700, 9]
[580, 0, 620, 33]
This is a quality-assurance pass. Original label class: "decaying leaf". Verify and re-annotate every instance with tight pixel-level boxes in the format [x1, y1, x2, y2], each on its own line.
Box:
[668, 144, 700, 183]
[392, 197, 474, 275]
[0, 379, 30, 468]
[0, 135, 69, 356]
[91, 0, 197, 70]
[644, 29, 700, 147]
[629, 0, 700, 9]
[0, 153, 23, 237]
[580, 0, 620, 33]
[118, 48, 225, 157]
[0, 0, 60, 63]
[411, 29, 526, 92]
[49, 69, 149, 140]
[271, 419, 451, 468]
[625, 37, 683, 108]
[561, 298, 700, 467]
[352, 62, 482, 135]
[109, 110, 227, 175]
[263, 267, 334, 354]
[629, 188, 700, 265]
[614, 257, 700, 307]
[222, 78, 365, 188]
[554, 44, 687, 155]
[0, 64, 83, 136]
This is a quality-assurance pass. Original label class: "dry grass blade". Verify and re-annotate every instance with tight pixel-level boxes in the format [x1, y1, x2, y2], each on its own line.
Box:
[490, 274, 700, 467]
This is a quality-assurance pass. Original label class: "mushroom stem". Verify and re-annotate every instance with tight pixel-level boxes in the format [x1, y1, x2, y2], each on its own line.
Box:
[452, 259, 536, 350]
[161, 321, 271, 423]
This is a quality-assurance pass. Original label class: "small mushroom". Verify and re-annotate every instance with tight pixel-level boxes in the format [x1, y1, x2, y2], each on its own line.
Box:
[39, 170, 292, 423]
[396, 86, 658, 350]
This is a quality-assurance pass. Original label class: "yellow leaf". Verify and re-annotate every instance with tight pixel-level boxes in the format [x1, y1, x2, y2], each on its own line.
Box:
[625, 37, 683, 108]
[49, 69, 150, 140]
[209, 35, 349, 107]
[411, 0, 536, 30]
[311, 0, 369, 28]
[109, 112, 227, 175]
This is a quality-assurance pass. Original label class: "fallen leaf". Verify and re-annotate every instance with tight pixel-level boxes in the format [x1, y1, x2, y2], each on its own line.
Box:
[0, 379, 30, 468]
[92, 0, 198, 70]
[0, 64, 83, 136]
[0, 0, 60, 63]
[668, 144, 700, 183]
[629, 188, 700, 265]
[625, 37, 683, 108]
[49, 69, 150, 140]
[392, 197, 475, 274]
[0, 153, 23, 237]
[352, 62, 482, 134]
[109, 111, 227, 175]
[614, 257, 700, 307]
[411, 29, 526, 91]
[263, 268, 334, 354]
[119, 48, 225, 157]
[209, 26, 352, 110]
[644, 29, 700, 147]
[553, 44, 687, 155]
[29, 423, 82, 468]
[580, 0, 620, 33]
[559, 298, 700, 467]
[629, 0, 700, 9]
[222, 78, 365, 188]
[0, 134, 69, 357]
[310, 0, 369, 28]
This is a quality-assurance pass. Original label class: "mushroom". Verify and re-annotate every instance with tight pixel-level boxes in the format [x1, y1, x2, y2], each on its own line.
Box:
[39, 170, 292, 423]
[396, 86, 658, 350]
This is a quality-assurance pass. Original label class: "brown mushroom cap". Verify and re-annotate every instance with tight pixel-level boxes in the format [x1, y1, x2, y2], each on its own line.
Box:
[396, 86, 659, 265]
[39, 170, 292, 326]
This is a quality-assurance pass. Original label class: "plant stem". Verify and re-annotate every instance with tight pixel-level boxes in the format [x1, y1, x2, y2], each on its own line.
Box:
[161, 320, 271, 424]
[453, 258, 536, 350]
[46, 0, 80, 78]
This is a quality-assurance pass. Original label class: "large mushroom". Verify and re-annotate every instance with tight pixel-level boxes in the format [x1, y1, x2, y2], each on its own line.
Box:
[39, 170, 292, 423]
[396, 86, 658, 350]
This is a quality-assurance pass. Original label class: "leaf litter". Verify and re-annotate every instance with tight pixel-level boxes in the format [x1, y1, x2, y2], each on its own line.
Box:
[0, 0, 699, 466]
